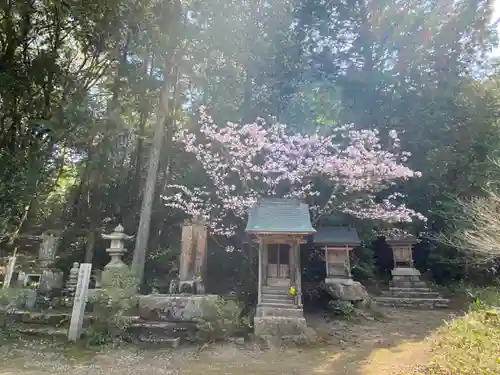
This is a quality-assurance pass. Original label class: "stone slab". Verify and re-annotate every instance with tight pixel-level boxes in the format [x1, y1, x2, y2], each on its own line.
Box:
[381, 290, 440, 299]
[391, 267, 421, 277]
[256, 305, 304, 318]
[138, 294, 218, 322]
[374, 297, 450, 309]
[254, 316, 307, 338]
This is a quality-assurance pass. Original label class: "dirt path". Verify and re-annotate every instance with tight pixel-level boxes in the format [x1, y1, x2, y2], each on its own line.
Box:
[0, 308, 457, 375]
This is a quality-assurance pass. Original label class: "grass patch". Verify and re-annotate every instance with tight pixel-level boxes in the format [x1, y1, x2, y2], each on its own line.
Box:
[62, 342, 100, 363]
[412, 288, 500, 375]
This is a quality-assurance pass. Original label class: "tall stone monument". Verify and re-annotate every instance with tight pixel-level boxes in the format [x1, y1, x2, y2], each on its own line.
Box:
[101, 224, 134, 288]
[170, 217, 207, 294]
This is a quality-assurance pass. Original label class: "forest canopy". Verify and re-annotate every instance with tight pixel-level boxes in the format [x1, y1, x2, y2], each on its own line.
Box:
[1, 0, 500, 287]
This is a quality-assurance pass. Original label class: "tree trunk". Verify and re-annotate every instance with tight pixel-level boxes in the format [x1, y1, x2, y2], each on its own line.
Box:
[132, 67, 173, 284]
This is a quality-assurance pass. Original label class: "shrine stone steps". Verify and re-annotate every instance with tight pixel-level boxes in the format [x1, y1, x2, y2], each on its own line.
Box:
[389, 287, 432, 293]
[381, 290, 440, 299]
[260, 299, 295, 307]
[390, 281, 428, 289]
[262, 286, 290, 295]
[256, 305, 304, 318]
[125, 320, 196, 347]
[374, 296, 450, 309]
[261, 294, 295, 305]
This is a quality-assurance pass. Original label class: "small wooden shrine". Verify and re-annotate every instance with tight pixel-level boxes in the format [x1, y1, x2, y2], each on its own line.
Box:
[313, 226, 361, 280]
[245, 198, 316, 308]
[385, 232, 417, 269]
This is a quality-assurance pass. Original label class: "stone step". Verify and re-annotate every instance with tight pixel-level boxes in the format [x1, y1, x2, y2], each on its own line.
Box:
[263, 285, 290, 292]
[374, 297, 450, 309]
[391, 281, 428, 288]
[257, 306, 304, 318]
[11, 323, 69, 338]
[381, 290, 440, 299]
[389, 287, 432, 293]
[261, 298, 295, 305]
[133, 335, 181, 348]
[127, 321, 196, 340]
[261, 293, 291, 301]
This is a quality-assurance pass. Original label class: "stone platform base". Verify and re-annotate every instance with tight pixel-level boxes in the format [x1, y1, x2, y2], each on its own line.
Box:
[254, 316, 308, 338]
[138, 294, 219, 322]
[391, 267, 422, 288]
[375, 268, 450, 309]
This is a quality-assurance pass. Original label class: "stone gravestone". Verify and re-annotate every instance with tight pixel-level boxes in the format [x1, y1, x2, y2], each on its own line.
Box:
[38, 232, 59, 269]
[2, 256, 16, 289]
[68, 263, 92, 341]
[38, 232, 64, 293]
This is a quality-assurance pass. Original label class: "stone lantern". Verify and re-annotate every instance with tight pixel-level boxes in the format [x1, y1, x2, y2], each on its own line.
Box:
[385, 232, 420, 288]
[102, 224, 134, 269]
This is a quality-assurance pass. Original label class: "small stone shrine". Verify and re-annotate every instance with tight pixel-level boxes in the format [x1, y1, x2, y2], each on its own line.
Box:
[313, 226, 368, 303]
[101, 224, 134, 288]
[374, 231, 450, 308]
[386, 232, 421, 288]
[245, 198, 315, 338]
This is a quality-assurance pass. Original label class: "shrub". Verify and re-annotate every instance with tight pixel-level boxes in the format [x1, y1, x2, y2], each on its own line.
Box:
[327, 300, 357, 317]
[196, 296, 250, 342]
[87, 268, 138, 346]
[0, 288, 27, 342]
[412, 288, 500, 375]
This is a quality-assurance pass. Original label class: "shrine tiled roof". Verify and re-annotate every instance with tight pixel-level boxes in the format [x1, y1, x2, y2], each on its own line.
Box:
[245, 198, 316, 234]
[313, 226, 361, 246]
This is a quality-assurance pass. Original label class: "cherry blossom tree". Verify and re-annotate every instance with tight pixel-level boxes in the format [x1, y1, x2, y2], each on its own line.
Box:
[163, 108, 425, 236]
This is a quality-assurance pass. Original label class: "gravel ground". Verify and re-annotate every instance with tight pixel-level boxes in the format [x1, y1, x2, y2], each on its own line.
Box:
[0, 308, 457, 375]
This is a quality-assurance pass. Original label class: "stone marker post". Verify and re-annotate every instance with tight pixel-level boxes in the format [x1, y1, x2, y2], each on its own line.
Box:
[68, 263, 92, 341]
[2, 256, 16, 289]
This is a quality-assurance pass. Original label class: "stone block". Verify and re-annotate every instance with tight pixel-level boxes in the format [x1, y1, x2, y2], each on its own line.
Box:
[256, 306, 304, 318]
[391, 267, 421, 277]
[254, 316, 307, 338]
[39, 270, 64, 293]
[138, 294, 219, 322]
[324, 278, 368, 302]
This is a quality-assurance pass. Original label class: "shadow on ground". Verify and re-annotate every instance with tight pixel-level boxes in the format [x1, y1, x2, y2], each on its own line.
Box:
[0, 307, 460, 375]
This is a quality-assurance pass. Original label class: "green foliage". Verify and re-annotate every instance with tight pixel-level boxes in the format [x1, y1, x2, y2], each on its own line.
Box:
[87, 268, 138, 346]
[0, 288, 28, 309]
[0, 288, 27, 342]
[0, 0, 498, 291]
[351, 245, 376, 282]
[327, 300, 356, 317]
[195, 296, 250, 342]
[412, 288, 500, 375]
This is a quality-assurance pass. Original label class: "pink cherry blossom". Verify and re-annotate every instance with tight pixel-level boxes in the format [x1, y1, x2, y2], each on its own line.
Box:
[162, 107, 425, 236]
